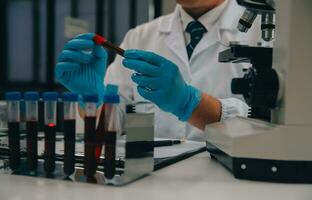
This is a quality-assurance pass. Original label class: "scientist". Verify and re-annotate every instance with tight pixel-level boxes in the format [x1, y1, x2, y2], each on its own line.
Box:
[56, 0, 261, 141]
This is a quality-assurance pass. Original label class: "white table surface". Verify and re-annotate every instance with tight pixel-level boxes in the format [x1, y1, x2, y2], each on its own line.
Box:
[0, 152, 311, 200]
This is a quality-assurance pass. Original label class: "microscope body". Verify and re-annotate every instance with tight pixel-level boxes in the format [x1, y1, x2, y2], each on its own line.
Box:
[205, 0, 312, 183]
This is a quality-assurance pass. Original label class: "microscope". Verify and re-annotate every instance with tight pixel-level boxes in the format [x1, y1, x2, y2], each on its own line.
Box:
[205, 0, 312, 183]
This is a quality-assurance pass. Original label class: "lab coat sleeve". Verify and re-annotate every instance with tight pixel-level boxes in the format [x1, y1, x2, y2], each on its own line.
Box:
[219, 98, 250, 121]
[105, 29, 137, 103]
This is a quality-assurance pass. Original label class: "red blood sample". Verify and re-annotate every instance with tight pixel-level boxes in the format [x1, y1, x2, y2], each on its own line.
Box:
[44, 123, 56, 176]
[84, 116, 97, 180]
[8, 122, 20, 171]
[26, 121, 38, 171]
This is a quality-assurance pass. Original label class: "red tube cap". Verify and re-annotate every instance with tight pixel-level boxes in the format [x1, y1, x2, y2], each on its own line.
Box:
[93, 34, 107, 45]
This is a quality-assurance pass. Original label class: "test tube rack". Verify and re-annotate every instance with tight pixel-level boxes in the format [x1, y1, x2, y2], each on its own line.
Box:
[0, 112, 154, 186]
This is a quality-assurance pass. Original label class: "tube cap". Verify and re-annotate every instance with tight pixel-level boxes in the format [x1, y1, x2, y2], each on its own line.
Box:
[83, 93, 99, 103]
[42, 92, 58, 101]
[24, 91, 40, 101]
[93, 34, 107, 45]
[5, 92, 22, 101]
[103, 84, 120, 103]
[62, 92, 78, 102]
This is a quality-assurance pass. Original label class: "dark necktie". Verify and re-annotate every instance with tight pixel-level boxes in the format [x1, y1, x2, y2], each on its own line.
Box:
[186, 21, 207, 59]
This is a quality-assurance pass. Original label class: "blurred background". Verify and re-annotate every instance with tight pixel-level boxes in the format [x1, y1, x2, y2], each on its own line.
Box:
[0, 0, 176, 98]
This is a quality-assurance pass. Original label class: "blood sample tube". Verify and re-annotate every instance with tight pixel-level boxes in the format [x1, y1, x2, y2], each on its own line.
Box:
[62, 92, 78, 176]
[42, 92, 58, 176]
[5, 92, 21, 172]
[24, 92, 40, 172]
[103, 85, 122, 180]
[93, 34, 125, 57]
[95, 105, 105, 162]
[83, 93, 98, 182]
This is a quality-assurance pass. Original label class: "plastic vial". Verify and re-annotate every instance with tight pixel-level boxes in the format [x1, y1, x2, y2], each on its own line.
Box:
[5, 92, 22, 172]
[62, 92, 78, 176]
[95, 104, 105, 162]
[83, 93, 98, 182]
[103, 85, 123, 180]
[24, 92, 40, 172]
[42, 92, 58, 176]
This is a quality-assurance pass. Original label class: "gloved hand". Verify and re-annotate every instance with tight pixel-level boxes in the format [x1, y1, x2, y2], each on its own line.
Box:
[55, 33, 107, 103]
[123, 50, 202, 121]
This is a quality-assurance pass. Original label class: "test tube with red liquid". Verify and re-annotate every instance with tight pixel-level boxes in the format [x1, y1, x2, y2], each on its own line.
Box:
[42, 92, 58, 176]
[62, 92, 78, 176]
[24, 92, 40, 172]
[103, 85, 122, 180]
[5, 92, 21, 172]
[93, 34, 125, 57]
[83, 93, 98, 182]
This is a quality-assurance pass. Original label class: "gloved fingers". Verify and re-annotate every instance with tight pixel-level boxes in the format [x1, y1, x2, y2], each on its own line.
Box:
[94, 62, 106, 83]
[58, 50, 92, 63]
[93, 45, 108, 59]
[131, 74, 160, 90]
[64, 39, 95, 51]
[137, 86, 158, 102]
[55, 62, 79, 78]
[75, 33, 96, 40]
[93, 46, 108, 76]
[123, 58, 161, 77]
[94, 61, 106, 76]
[124, 49, 168, 66]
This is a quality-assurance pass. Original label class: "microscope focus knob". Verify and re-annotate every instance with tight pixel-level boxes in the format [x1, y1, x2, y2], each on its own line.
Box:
[231, 78, 251, 95]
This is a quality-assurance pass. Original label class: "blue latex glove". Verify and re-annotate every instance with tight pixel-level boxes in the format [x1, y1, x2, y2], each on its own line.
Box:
[123, 50, 202, 121]
[55, 33, 107, 103]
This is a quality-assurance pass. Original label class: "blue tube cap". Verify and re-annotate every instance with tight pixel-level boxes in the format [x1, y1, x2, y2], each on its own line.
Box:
[24, 92, 40, 101]
[83, 93, 99, 103]
[62, 92, 78, 102]
[103, 95, 120, 103]
[5, 92, 22, 101]
[103, 84, 120, 103]
[42, 92, 58, 101]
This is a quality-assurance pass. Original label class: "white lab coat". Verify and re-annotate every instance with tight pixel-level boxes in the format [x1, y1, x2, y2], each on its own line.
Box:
[105, 0, 262, 141]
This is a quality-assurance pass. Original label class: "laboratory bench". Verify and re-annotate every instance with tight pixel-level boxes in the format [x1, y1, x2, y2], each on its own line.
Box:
[0, 152, 311, 200]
